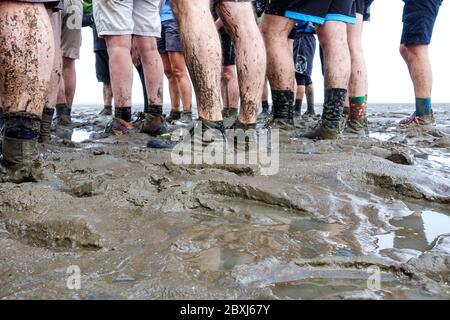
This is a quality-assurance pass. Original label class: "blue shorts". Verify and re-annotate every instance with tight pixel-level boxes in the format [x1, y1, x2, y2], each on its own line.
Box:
[266, 0, 356, 25]
[157, 19, 183, 53]
[401, 0, 443, 45]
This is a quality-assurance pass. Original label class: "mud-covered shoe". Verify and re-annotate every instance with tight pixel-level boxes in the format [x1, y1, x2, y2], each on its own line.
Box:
[227, 119, 257, 152]
[345, 118, 367, 135]
[301, 88, 347, 140]
[39, 107, 55, 143]
[264, 90, 295, 132]
[399, 112, 435, 129]
[166, 110, 181, 124]
[0, 107, 4, 132]
[99, 106, 113, 116]
[301, 119, 343, 140]
[141, 113, 172, 137]
[0, 113, 44, 183]
[56, 104, 72, 126]
[174, 111, 193, 127]
[105, 118, 134, 135]
[222, 107, 238, 128]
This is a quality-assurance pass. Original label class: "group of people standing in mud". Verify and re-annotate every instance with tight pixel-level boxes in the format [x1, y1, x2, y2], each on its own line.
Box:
[0, 0, 445, 175]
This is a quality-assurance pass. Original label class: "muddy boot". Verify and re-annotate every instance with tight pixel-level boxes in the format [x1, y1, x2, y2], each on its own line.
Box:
[303, 104, 317, 118]
[257, 101, 270, 121]
[0, 107, 4, 132]
[99, 105, 113, 116]
[301, 88, 346, 140]
[345, 97, 368, 136]
[264, 90, 295, 132]
[56, 104, 72, 126]
[1, 112, 43, 182]
[399, 111, 435, 129]
[222, 107, 238, 128]
[166, 110, 181, 124]
[141, 105, 172, 137]
[228, 119, 257, 152]
[105, 107, 133, 135]
[174, 110, 193, 127]
[149, 119, 227, 150]
[294, 99, 302, 118]
[39, 107, 55, 143]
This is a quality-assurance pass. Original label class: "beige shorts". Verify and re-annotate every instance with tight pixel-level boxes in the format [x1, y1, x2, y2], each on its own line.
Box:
[61, 0, 83, 59]
[93, 0, 162, 37]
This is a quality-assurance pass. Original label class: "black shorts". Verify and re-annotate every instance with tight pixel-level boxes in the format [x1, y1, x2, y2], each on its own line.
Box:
[401, 0, 443, 46]
[355, 0, 372, 21]
[295, 74, 312, 87]
[266, 0, 356, 25]
[95, 50, 110, 84]
[220, 28, 236, 66]
[293, 33, 316, 78]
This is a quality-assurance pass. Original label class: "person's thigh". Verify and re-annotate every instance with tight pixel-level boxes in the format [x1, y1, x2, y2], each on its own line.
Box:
[93, 0, 134, 36]
[61, 0, 83, 59]
[401, 0, 443, 46]
[133, 0, 161, 37]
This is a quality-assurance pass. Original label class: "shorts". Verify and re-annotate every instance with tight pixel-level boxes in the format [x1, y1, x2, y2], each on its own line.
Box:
[401, 0, 443, 45]
[95, 51, 111, 84]
[266, 0, 356, 25]
[61, 0, 83, 59]
[93, 0, 162, 37]
[355, 0, 372, 21]
[295, 74, 313, 87]
[293, 33, 316, 77]
[220, 28, 236, 66]
[157, 19, 183, 53]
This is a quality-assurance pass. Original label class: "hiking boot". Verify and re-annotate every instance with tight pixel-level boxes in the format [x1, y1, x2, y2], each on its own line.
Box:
[141, 113, 172, 137]
[56, 104, 72, 126]
[301, 88, 346, 140]
[264, 90, 295, 132]
[2, 112, 41, 165]
[106, 118, 134, 135]
[399, 111, 435, 129]
[345, 99, 368, 136]
[99, 106, 113, 116]
[227, 119, 257, 152]
[222, 107, 238, 128]
[174, 111, 193, 127]
[166, 110, 181, 124]
[39, 107, 55, 143]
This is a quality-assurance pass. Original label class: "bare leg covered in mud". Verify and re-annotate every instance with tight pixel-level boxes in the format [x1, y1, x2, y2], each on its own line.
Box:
[105, 35, 133, 122]
[0, 1, 53, 180]
[40, 9, 63, 143]
[216, 1, 266, 127]
[171, 0, 222, 122]
[398, 0, 441, 128]
[169, 0, 227, 146]
[301, 21, 351, 140]
[346, 13, 369, 135]
[261, 14, 296, 131]
[134, 36, 171, 137]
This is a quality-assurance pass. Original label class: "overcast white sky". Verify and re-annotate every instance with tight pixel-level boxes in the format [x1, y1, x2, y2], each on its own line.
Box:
[74, 1, 449, 106]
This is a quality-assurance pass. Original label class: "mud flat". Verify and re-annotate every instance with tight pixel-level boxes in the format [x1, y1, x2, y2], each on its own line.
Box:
[0, 104, 449, 299]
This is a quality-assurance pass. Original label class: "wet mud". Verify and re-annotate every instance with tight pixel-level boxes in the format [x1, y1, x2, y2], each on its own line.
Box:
[0, 103, 449, 299]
